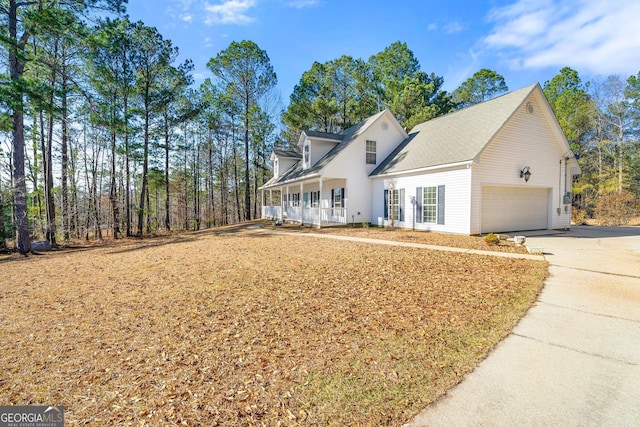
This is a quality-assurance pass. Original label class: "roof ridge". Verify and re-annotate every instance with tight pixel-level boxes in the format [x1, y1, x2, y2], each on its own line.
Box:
[409, 83, 538, 132]
[373, 83, 541, 176]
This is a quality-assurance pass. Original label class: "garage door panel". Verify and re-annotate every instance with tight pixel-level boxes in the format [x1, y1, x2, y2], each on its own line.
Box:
[482, 187, 548, 233]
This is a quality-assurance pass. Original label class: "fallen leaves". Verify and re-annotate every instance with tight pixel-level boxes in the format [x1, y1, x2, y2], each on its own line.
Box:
[0, 225, 546, 426]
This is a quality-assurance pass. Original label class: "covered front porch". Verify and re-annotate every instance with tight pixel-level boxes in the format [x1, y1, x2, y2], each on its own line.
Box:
[260, 177, 348, 227]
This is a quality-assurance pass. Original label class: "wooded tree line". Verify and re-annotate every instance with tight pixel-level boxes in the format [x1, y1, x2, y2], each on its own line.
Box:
[543, 67, 640, 223]
[1, 2, 638, 253]
[1, 1, 281, 253]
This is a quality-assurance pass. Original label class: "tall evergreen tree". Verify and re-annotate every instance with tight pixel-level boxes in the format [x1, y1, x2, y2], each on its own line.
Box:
[131, 23, 176, 236]
[207, 40, 277, 221]
[453, 68, 508, 107]
[1, 0, 125, 253]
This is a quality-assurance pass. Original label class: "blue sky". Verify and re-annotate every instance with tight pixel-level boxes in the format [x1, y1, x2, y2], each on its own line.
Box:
[126, 0, 640, 106]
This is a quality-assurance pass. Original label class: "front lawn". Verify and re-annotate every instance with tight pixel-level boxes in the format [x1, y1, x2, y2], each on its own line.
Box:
[0, 226, 546, 426]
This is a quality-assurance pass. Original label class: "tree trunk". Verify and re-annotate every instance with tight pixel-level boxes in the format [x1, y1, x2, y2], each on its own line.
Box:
[207, 138, 215, 227]
[146, 185, 151, 234]
[244, 104, 251, 221]
[124, 105, 132, 237]
[194, 141, 200, 231]
[232, 139, 242, 223]
[44, 39, 58, 246]
[0, 174, 6, 249]
[164, 112, 171, 231]
[109, 91, 120, 239]
[618, 126, 624, 193]
[31, 115, 43, 237]
[61, 51, 70, 241]
[109, 129, 120, 239]
[137, 90, 150, 236]
[69, 138, 79, 238]
[9, 0, 30, 254]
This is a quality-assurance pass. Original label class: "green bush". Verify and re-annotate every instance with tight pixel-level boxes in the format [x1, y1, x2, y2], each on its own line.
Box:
[484, 233, 500, 245]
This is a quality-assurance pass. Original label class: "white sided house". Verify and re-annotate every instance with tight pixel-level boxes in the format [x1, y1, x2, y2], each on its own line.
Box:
[260, 83, 581, 234]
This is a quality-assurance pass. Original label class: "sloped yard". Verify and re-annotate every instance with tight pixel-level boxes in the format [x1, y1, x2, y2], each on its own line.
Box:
[262, 223, 530, 253]
[0, 225, 547, 426]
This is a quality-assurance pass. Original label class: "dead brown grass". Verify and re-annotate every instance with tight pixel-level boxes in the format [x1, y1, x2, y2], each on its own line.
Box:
[0, 225, 546, 426]
[263, 223, 529, 253]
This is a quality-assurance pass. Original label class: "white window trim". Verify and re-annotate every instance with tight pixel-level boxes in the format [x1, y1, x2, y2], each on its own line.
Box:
[366, 140, 376, 165]
[423, 186, 437, 223]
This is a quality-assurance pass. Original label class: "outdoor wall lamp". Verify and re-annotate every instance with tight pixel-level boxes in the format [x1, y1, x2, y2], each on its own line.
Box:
[520, 166, 532, 182]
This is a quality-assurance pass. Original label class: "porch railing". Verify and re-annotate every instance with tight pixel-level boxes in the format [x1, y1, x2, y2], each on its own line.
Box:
[261, 205, 282, 220]
[262, 205, 347, 226]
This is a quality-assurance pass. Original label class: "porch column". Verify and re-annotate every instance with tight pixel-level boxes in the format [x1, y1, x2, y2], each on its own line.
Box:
[269, 189, 272, 206]
[261, 189, 265, 218]
[318, 177, 323, 228]
[300, 182, 304, 224]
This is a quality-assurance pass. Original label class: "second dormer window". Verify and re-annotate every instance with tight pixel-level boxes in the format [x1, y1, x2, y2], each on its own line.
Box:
[366, 140, 376, 164]
[304, 144, 310, 165]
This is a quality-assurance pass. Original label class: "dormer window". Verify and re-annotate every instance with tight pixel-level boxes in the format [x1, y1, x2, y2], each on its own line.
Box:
[273, 159, 278, 176]
[366, 140, 376, 164]
[304, 143, 310, 166]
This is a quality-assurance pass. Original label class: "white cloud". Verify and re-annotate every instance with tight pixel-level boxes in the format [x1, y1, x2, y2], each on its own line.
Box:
[287, 0, 320, 8]
[204, 0, 257, 25]
[484, 0, 640, 75]
[427, 23, 438, 31]
[166, 0, 196, 25]
[444, 21, 464, 34]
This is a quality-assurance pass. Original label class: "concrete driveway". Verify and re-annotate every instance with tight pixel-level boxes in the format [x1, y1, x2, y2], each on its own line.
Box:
[406, 226, 640, 426]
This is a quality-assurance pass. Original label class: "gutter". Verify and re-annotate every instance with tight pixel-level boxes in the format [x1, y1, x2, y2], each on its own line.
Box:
[372, 160, 473, 178]
[259, 172, 322, 190]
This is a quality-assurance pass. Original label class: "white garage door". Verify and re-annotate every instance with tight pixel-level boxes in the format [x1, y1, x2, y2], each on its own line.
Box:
[481, 186, 549, 233]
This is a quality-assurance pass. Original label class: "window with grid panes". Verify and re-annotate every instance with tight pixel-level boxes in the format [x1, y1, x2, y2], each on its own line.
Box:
[365, 140, 376, 164]
[423, 186, 437, 223]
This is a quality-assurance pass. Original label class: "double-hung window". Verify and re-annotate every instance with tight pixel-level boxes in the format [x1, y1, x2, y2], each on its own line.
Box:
[366, 140, 376, 165]
[304, 144, 310, 166]
[423, 187, 437, 223]
[292, 192, 300, 207]
[416, 185, 445, 225]
[333, 188, 343, 208]
[311, 191, 320, 207]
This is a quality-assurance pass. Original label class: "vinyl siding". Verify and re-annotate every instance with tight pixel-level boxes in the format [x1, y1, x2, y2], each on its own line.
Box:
[275, 157, 298, 178]
[470, 92, 572, 234]
[309, 139, 339, 167]
[371, 166, 471, 234]
[325, 111, 407, 223]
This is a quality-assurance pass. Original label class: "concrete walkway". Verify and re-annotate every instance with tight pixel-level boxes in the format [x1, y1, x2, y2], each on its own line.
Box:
[406, 226, 640, 426]
[255, 226, 543, 260]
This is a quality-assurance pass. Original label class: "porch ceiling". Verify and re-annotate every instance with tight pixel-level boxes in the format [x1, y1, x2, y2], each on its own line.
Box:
[261, 174, 346, 190]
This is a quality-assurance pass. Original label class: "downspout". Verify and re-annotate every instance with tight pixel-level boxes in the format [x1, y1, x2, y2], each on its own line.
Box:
[564, 157, 569, 194]
[558, 159, 562, 215]
[564, 155, 570, 215]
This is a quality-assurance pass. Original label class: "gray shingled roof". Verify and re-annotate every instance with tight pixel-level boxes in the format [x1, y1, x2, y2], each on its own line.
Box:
[272, 149, 301, 159]
[302, 130, 344, 141]
[371, 84, 539, 176]
[262, 110, 388, 188]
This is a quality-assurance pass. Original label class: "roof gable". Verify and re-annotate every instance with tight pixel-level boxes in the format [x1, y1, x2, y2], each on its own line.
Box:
[371, 84, 549, 176]
[271, 149, 301, 161]
[262, 110, 404, 188]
